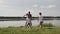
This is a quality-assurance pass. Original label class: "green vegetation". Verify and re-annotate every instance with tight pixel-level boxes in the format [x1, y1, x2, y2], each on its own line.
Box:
[0, 23, 60, 34]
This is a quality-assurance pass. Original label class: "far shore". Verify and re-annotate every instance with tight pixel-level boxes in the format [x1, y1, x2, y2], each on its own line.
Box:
[0, 16, 60, 21]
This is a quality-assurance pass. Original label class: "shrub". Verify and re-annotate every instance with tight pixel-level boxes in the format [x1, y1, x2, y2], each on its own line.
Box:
[43, 23, 54, 27]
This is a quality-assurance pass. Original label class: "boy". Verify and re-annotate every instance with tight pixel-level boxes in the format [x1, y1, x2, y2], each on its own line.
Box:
[38, 12, 43, 28]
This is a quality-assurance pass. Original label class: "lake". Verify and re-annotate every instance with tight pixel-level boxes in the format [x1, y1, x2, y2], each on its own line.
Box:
[0, 20, 60, 27]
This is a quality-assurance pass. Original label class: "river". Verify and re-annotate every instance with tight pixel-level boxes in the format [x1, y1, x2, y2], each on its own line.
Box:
[0, 20, 60, 27]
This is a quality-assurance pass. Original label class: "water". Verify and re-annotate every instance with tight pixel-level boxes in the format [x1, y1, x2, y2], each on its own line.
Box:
[0, 20, 60, 27]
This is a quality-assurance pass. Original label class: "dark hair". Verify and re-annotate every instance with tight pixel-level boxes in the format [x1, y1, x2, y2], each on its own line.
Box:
[39, 12, 42, 15]
[28, 11, 30, 14]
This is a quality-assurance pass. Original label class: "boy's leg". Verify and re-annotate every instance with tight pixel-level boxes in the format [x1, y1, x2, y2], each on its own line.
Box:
[40, 21, 43, 29]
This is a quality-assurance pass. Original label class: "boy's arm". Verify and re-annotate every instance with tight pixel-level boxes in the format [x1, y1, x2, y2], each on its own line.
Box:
[38, 16, 40, 21]
[37, 16, 39, 22]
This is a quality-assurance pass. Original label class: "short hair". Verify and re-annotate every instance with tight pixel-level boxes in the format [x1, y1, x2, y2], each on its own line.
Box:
[39, 12, 42, 15]
[28, 11, 30, 14]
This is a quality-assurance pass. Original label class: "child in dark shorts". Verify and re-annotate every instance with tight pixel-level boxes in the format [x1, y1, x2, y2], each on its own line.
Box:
[38, 12, 43, 28]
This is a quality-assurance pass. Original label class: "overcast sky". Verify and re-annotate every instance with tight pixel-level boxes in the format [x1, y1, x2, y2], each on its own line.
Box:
[0, 0, 60, 17]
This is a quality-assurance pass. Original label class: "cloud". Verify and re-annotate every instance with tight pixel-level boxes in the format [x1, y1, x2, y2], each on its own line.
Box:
[40, 5, 45, 8]
[48, 5, 56, 8]
[0, 0, 59, 16]
[44, 0, 56, 1]
[0, 0, 10, 8]
[44, 0, 52, 1]
[40, 5, 56, 9]
[32, 4, 38, 8]
[0, 0, 4, 4]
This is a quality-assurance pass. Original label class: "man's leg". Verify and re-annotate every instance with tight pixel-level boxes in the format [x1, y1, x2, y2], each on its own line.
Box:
[25, 22, 28, 27]
[27, 19, 32, 28]
[29, 23, 32, 28]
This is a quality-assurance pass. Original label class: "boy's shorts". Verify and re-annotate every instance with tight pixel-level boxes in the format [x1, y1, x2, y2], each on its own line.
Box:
[40, 21, 43, 25]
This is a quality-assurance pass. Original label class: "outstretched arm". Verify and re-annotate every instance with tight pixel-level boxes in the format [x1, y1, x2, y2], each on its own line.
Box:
[23, 15, 25, 17]
[23, 14, 27, 17]
[37, 16, 39, 22]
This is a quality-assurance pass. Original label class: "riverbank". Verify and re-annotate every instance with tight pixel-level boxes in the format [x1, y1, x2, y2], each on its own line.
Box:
[0, 27, 60, 34]
[0, 24, 60, 34]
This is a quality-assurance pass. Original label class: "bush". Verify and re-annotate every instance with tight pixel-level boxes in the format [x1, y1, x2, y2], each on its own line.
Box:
[43, 23, 54, 27]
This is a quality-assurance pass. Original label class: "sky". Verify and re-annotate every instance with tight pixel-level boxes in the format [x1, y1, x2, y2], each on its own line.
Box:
[0, 0, 60, 17]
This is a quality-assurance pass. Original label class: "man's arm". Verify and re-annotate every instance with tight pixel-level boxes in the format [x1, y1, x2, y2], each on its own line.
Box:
[30, 14, 32, 20]
[23, 14, 27, 17]
[23, 15, 25, 17]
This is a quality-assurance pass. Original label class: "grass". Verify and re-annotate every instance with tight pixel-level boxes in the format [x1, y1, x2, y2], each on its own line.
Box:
[0, 23, 60, 34]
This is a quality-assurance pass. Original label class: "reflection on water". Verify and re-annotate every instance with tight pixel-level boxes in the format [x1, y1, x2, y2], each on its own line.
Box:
[0, 20, 60, 27]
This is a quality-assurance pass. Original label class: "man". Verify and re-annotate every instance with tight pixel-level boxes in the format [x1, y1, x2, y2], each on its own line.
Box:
[23, 11, 32, 28]
[38, 12, 43, 28]
[27, 11, 32, 27]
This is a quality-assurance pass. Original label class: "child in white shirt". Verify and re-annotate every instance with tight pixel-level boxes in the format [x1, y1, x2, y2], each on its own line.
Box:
[38, 12, 43, 28]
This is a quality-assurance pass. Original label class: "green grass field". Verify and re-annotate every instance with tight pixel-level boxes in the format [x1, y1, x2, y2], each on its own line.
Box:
[0, 23, 60, 34]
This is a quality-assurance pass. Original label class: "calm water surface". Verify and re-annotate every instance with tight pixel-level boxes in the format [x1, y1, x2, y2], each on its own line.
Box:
[0, 20, 60, 27]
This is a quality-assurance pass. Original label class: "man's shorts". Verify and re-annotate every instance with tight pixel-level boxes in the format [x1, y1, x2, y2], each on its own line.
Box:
[28, 23, 31, 25]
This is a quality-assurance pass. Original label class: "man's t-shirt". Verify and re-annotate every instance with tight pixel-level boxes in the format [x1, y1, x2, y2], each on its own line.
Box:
[25, 14, 31, 23]
[28, 14, 32, 20]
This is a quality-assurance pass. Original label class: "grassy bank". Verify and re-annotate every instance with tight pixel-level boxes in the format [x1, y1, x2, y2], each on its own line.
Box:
[0, 23, 60, 34]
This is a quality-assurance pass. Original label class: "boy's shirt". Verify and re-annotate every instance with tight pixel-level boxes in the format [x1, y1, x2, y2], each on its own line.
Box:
[38, 15, 43, 22]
